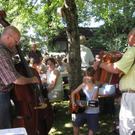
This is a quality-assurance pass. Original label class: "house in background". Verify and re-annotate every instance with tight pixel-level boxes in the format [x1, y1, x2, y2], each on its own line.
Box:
[48, 27, 106, 57]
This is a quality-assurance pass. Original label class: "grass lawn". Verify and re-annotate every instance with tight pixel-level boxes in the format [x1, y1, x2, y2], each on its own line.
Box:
[48, 99, 117, 135]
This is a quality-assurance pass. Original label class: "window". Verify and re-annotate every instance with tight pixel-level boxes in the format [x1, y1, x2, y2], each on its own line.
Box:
[55, 41, 67, 51]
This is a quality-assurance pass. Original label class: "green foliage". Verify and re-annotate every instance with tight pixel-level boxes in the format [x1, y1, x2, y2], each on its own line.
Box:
[87, 26, 128, 53]
[0, 0, 135, 54]
[85, 0, 135, 52]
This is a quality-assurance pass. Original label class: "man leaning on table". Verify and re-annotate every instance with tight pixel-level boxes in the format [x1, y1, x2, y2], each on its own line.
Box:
[93, 28, 135, 135]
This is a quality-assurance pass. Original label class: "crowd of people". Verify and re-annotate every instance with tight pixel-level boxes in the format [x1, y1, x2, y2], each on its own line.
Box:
[0, 25, 135, 135]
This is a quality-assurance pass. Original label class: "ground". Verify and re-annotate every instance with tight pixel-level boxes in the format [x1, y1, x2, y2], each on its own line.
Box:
[48, 99, 117, 135]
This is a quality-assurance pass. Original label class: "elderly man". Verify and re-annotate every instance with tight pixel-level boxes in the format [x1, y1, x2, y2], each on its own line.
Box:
[67, 35, 94, 74]
[80, 35, 94, 71]
[93, 28, 135, 135]
[28, 44, 42, 72]
[56, 55, 67, 72]
[0, 26, 39, 129]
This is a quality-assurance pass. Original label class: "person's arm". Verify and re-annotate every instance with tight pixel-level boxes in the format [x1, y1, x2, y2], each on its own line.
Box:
[40, 70, 47, 74]
[41, 75, 47, 85]
[67, 60, 69, 73]
[13, 75, 39, 85]
[38, 57, 42, 66]
[71, 84, 83, 109]
[89, 61, 94, 66]
[48, 70, 60, 92]
[66, 54, 69, 72]
[92, 87, 99, 100]
[93, 59, 121, 74]
[89, 48, 94, 66]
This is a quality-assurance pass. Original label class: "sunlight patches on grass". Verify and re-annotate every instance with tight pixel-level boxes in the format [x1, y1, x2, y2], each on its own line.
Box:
[101, 123, 107, 125]
[65, 122, 73, 128]
[49, 127, 56, 133]
[49, 128, 63, 135]
[54, 131, 62, 134]
[48, 128, 56, 135]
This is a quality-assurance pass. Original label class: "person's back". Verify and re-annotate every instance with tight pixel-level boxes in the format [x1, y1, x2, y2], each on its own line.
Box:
[80, 45, 94, 68]
[80, 35, 94, 71]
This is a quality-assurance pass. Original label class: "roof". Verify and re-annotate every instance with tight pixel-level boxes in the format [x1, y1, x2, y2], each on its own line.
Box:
[53, 27, 97, 40]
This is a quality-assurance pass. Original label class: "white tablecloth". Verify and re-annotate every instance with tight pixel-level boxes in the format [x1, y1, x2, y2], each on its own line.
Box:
[61, 72, 69, 78]
[0, 127, 28, 135]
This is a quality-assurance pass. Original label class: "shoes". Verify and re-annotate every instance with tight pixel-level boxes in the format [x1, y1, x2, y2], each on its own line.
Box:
[65, 110, 71, 115]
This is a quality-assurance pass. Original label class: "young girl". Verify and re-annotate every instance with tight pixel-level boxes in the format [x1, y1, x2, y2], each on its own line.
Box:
[71, 67, 99, 135]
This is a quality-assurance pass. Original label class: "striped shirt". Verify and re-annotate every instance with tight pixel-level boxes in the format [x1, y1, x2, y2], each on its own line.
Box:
[0, 40, 20, 91]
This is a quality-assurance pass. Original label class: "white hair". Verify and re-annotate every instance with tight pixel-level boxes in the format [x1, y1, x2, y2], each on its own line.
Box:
[80, 35, 86, 44]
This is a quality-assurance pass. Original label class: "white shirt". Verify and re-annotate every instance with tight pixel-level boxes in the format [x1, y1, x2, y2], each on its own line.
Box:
[57, 62, 67, 72]
[80, 44, 94, 69]
[46, 68, 63, 91]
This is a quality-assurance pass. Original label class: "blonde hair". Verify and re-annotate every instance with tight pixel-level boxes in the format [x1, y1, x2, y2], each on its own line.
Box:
[80, 35, 86, 44]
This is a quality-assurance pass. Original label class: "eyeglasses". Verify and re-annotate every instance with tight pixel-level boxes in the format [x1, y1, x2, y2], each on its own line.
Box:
[9, 34, 21, 45]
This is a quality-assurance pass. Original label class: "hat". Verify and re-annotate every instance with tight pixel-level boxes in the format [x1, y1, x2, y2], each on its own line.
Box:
[57, 55, 62, 60]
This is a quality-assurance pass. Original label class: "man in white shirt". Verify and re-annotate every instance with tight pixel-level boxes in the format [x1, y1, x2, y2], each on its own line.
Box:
[67, 35, 94, 73]
[80, 35, 94, 71]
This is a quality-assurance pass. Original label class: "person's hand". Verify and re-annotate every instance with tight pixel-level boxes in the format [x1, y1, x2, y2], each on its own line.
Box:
[93, 57, 100, 70]
[72, 101, 77, 109]
[79, 102, 86, 107]
[33, 76, 40, 84]
[36, 65, 40, 72]
[93, 61, 98, 70]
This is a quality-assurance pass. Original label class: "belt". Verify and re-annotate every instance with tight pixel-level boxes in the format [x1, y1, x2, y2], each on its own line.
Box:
[122, 90, 135, 93]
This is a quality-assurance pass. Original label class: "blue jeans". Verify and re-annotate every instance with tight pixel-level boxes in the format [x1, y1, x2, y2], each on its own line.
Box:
[0, 91, 12, 129]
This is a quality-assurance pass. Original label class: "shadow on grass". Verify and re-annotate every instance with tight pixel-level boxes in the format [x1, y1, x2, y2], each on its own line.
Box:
[48, 100, 117, 135]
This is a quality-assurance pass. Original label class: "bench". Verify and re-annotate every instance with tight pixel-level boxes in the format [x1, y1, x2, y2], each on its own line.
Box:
[49, 99, 63, 103]
[98, 94, 115, 98]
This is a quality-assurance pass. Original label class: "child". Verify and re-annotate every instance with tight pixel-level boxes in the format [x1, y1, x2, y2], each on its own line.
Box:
[71, 67, 99, 135]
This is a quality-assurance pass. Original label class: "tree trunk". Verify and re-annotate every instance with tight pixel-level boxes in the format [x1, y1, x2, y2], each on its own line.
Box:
[64, 0, 82, 90]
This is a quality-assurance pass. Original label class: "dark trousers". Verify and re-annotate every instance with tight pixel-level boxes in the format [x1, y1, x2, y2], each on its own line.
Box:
[0, 91, 12, 129]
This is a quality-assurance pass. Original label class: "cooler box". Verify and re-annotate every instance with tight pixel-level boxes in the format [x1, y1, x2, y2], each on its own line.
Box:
[0, 127, 27, 135]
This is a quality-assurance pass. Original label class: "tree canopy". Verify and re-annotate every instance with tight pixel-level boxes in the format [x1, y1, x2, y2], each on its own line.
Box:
[1, 0, 135, 89]
[1, 0, 135, 53]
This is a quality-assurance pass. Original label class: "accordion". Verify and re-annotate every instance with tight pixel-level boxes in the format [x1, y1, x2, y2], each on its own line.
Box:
[94, 51, 123, 85]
